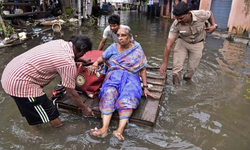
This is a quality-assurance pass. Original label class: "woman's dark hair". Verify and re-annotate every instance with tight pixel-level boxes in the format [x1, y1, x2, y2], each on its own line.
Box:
[69, 35, 92, 52]
[173, 2, 190, 16]
[108, 14, 120, 25]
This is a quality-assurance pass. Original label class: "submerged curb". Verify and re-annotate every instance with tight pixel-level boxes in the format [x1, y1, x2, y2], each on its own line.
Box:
[211, 31, 250, 46]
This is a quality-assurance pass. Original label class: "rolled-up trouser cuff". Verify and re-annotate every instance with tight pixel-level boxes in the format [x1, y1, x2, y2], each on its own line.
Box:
[173, 72, 181, 85]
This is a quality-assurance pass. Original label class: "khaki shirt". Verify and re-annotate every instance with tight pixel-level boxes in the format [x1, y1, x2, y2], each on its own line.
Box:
[168, 10, 211, 44]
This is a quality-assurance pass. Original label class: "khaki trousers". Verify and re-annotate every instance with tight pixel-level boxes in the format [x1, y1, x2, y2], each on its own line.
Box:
[172, 38, 204, 85]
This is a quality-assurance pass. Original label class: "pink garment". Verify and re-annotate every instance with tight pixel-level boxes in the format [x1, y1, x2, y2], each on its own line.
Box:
[1, 40, 76, 97]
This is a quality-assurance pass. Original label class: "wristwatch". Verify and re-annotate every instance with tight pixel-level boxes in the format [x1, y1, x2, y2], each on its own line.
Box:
[142, 85, 148, 89]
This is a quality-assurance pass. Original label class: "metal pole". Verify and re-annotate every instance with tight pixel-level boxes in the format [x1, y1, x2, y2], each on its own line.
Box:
[43, 0, 46, 12]
[78, 0, 82, 26]
[171, 0, 174, 19]
[86, 0, 87, 18]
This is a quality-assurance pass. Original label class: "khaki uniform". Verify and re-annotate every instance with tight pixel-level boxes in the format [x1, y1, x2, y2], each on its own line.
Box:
[168, 10, 211, 84]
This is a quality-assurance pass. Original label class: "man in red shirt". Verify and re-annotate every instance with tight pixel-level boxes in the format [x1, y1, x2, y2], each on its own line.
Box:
[1, 35, 94, 129]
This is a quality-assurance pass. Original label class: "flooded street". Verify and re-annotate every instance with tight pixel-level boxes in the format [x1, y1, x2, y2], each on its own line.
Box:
[1, 11, 250, 149]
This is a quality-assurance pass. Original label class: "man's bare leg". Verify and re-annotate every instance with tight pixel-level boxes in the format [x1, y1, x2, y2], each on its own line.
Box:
[50, 118, 63, 128]
[30, 125, 41, 132]
[91, 113, 112, 137]
[113, 118, 129, 140]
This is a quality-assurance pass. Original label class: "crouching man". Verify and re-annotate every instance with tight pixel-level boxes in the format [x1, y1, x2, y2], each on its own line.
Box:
[1, 35, 94, 129]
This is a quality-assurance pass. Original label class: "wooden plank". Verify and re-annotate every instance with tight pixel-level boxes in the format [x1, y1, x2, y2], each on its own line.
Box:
[148, 85, 163, 93]
[147, 78, 165, 85]
[0, 41, 25, 49]
[56, 95, 157, 126]
[53, 68, 166, 126]
[3, 3, 39, 6]
[55, 90, 163, 126]
[129, 96, 149, 120]
[146, 73, 165, 80]
[0, 27, 52, 49]
[3, 0, 40, 6]
[141, 98, 160, 123]
[3, 12, 39, 18]
[5, 0, 39, 2]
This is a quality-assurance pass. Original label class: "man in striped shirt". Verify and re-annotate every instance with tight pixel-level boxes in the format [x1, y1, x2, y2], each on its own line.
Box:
[1, 35, 94, 129]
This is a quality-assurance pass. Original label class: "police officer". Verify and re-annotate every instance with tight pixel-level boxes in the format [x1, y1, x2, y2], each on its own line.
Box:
[159, 2, 217, 85]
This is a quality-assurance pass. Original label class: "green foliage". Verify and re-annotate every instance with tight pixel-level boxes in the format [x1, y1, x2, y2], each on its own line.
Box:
[0, 1, 3, 9]
[0, 1, 4, 15]
[85, 15, 97, 27]
[244, 79, 250, 99]
[68, 23, 74, 27]
[0, 23, 3, 34]
[58, 13, 68, 22]
[5, 24, 15, 38]
[137, 0, 147, 5]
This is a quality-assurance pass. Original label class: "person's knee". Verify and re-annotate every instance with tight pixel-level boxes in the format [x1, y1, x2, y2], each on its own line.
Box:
[105, 87, 117, 95]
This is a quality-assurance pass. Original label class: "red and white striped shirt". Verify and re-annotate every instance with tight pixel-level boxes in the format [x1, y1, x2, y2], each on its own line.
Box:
[1, 39, 76, 97]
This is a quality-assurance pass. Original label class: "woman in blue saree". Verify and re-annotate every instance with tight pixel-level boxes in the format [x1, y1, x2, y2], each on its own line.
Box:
[88, 27, 156, 140]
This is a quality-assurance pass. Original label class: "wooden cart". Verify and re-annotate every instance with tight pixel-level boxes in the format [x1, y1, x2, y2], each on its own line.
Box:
[53, 66, 166, 127]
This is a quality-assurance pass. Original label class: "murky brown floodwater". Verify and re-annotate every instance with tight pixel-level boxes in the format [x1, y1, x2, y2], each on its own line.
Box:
[1, 11, 250, 150]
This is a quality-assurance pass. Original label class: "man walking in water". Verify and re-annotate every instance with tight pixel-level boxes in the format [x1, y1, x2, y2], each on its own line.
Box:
[159, 2, 217, 85]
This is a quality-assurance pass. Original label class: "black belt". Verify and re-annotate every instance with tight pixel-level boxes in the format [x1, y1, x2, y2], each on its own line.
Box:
[178, 37, 204, 44]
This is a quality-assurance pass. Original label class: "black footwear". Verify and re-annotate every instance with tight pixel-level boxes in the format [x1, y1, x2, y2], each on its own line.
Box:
[183, 76, 191, 81]
[183, 73, 192, 81]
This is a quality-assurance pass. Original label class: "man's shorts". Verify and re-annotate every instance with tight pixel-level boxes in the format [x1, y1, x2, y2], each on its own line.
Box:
[11, 94, 60, 126]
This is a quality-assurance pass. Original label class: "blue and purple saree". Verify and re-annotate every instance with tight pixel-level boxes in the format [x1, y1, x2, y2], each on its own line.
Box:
[99, 41, 147, 119]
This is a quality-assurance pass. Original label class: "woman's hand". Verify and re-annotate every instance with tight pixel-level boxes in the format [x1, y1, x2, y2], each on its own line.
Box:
[88, 64, 97, 75]
[144, 88, 157, 99]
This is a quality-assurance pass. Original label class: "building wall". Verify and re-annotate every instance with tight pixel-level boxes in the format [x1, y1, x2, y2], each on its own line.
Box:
[199, 0, 250, 35]
[210, 0, 232, 30]
[227, 0, 250, 35]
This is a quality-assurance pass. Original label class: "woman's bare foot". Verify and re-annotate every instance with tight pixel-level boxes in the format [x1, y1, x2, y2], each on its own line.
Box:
[113, 130, 124, 140]
[91, 127, 108, 138]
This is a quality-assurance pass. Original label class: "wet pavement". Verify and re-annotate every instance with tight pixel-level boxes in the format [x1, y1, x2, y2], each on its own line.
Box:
[0, 11, 250, 150]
